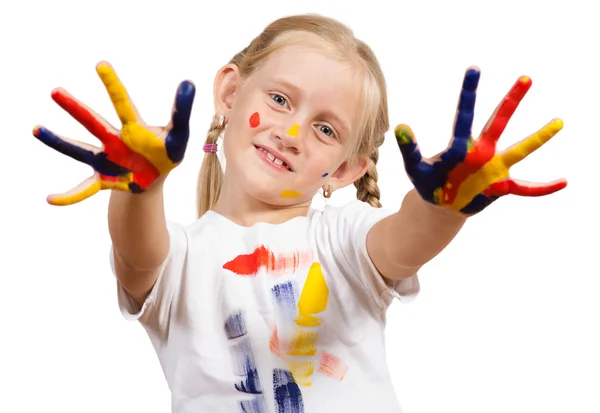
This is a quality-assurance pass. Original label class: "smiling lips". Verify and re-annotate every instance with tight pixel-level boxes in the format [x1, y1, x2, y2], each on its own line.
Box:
[255, 145, 293, 172]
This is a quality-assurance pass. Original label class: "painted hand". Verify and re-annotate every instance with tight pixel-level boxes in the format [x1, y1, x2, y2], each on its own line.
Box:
[33, 61, 195, 206]
[394, 67, 566, 215]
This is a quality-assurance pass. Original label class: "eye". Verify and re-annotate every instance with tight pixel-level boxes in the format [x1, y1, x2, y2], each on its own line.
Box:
[270, 93, 288, 107]
[318, 125, 335, 137]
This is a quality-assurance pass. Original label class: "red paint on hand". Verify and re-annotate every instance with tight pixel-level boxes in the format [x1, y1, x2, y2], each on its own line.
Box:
[484, 178, 567, 197]
[439, 76, 533, 205]
[51, 89, 160, 190]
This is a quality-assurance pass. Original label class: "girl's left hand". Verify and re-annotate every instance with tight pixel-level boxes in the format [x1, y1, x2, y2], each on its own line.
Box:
[395, 66, 566, 215]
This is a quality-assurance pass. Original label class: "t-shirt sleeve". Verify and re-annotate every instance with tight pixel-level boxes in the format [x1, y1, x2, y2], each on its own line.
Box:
[322, 200, 420, 311]
[108, 220, 189, 333]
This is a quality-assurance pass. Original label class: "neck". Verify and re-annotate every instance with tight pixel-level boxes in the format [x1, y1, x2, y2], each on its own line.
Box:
[211, 175, 312, 227]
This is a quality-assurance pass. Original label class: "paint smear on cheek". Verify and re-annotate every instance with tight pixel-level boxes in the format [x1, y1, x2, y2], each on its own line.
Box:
[249, 112, 260, 128]
[281, 190, 302, 198]
[287, 124, 300, 137]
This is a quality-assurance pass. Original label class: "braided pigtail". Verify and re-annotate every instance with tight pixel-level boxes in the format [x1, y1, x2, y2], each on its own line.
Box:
[355, 146, 382, 208]
[196, 115, 226, 217]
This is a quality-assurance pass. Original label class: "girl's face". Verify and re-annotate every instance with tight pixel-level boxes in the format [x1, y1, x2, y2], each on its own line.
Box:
[216, 45, 368, 207]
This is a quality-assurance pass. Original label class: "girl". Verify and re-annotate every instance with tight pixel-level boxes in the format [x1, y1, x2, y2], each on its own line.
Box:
[33, 13, 566, 413]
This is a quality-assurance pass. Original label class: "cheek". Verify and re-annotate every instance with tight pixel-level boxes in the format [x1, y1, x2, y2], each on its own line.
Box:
[249, 112, 260, 128]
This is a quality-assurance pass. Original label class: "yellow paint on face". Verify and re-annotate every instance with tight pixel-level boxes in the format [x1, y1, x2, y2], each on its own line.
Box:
[287, 124, 300, 137]
[296, 262, 329, 327]
[280, 190, 302, 198]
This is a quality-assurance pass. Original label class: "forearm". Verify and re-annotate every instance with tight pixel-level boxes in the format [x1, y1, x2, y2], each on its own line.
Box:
[108, 178, 169, 270]
[387, 189, 467, 269]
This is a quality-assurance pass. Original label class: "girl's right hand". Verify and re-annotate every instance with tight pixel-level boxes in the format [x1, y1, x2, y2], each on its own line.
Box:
[32, 61, 195, 206]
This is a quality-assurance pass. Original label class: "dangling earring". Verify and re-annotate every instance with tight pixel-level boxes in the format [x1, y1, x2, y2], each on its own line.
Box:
[323, 184, 333, 199]
[217, 114, 225, 128]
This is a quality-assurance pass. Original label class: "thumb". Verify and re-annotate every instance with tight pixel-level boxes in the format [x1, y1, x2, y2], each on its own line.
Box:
[165, 80, 196, 164]
[394, 123, 422, 178]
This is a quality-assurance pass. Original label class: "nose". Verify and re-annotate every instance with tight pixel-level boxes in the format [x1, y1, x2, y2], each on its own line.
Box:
[274, 123, 303, 151]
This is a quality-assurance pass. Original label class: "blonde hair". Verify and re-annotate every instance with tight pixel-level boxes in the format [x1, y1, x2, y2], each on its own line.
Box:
[196, 13, 389, 217]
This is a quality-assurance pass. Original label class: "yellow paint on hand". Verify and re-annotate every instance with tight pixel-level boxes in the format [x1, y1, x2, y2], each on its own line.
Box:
[96, 63, 178, 174]
[120, 124, 177, 173]
[49, 175, 131, 206]
[296, 262, 329, 327]
[502, 118, 563, 168]
[280, 190, 302, 198]
[451, 155, 509, 211]
[287, 124, 300, 137]
[450, 118, 563, 211]
[96, 64, 137, 124]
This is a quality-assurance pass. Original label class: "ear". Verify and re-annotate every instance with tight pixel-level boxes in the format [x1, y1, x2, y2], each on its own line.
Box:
[323, 155, 369, 192]
[213, 63, 242, 117]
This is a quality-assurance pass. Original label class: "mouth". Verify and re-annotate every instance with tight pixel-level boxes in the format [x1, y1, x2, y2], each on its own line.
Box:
[254, 145, 294, 172]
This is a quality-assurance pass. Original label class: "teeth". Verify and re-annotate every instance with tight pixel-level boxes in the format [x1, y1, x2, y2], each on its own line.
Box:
[259, 147, 290, 170]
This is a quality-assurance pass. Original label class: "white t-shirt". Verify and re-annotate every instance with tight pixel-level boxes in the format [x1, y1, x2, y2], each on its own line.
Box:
[110, 200, 420, 413]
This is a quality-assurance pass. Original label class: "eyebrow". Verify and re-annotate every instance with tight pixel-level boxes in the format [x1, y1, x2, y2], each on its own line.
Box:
[268, 78, 351, 137]
[269, 77, 303, 95]
[320, 110, 351, 138]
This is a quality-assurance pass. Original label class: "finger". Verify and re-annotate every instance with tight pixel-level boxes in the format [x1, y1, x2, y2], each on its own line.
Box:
[483, 178, 567, 197]
[165, 80, 196, 163]
[33, 125, 100, 165]
[479, 75, 532, 146]
[441, 66, 480, 167]
[394, 124, 423, 178]
[32, 126, 130, 177]
[501, 118, 563, 167]
[47, 174, 102, 206]
[51, 87, 122, 149]
[95, 61, 141, 125]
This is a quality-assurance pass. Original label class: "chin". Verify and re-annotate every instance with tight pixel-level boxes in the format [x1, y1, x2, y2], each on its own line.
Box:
[238, 175, 308, 206]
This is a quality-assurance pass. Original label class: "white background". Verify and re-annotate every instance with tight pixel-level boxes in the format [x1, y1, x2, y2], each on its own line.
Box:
[2, 0, 598, 412]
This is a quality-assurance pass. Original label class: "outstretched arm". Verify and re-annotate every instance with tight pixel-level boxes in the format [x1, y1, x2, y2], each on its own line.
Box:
[367, 67, 566, 280]
[33, 61, 195, 306]
[368, 188, 466, 279]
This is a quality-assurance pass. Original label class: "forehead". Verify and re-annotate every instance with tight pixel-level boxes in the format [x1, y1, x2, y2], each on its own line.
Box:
[249, 47, 362, 125]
